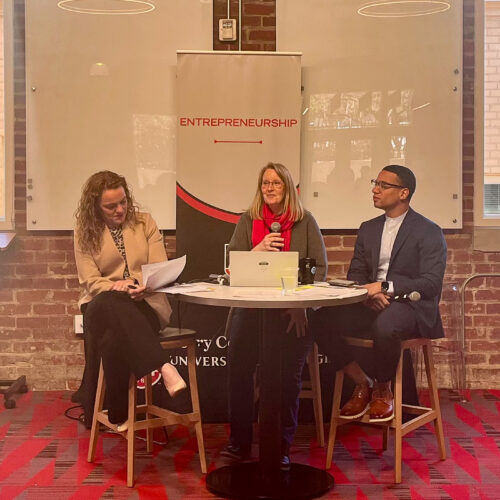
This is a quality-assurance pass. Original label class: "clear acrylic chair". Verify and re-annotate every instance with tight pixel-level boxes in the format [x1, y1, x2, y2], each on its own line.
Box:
[413, 281, 466, 401]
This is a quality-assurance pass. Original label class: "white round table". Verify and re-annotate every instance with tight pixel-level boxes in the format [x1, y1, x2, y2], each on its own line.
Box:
[167, 283, 367, 500]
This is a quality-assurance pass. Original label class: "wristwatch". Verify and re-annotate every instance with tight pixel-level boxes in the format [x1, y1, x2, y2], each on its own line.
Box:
[381, 281, 389, 294]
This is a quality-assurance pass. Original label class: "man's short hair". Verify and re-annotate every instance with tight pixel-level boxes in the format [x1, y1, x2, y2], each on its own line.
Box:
[382, 164, 416, 200]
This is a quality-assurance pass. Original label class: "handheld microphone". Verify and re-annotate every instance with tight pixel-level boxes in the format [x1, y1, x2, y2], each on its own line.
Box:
[393, 291, 421, 302]
[270, 222, 281, 233]
[269, 222, 282, 251]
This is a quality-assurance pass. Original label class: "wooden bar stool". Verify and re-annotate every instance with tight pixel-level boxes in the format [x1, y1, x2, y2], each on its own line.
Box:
[87, 327, 207, 487]
[326, 337, 446, 483]
[299, 342, 325, 447]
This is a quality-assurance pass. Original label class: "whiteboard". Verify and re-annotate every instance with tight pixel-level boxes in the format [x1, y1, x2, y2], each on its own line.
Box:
[277, 0, 462, 229]
[25, 0, 212, 230]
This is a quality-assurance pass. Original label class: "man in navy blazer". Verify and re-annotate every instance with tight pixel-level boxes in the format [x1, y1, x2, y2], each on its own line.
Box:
[313, 165, 447, 422]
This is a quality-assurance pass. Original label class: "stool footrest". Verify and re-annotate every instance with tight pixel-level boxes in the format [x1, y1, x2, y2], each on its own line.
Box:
[401, 410, 438, 436]
[158, 327, 197, 343]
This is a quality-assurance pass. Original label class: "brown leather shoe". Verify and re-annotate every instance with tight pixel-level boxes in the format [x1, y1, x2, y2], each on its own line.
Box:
[340, 383, 371, 419]
[369, 389, 394, 422]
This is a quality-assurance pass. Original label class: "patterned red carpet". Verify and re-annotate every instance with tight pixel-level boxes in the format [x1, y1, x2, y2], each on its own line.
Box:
[0, 390, 499, 499]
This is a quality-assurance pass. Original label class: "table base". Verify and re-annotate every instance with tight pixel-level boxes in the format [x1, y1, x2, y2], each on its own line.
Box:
[206, 462, 334, 499]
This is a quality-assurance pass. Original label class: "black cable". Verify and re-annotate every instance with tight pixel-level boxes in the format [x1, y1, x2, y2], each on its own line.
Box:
[64, 404, 85, 423]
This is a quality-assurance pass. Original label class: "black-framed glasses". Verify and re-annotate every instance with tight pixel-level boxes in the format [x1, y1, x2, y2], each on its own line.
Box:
[370, 179, 407, 190]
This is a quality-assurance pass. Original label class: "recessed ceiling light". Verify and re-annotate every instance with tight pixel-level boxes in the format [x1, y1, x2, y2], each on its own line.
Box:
[57, 0, 155, 15]
[358, 1, 450, 18]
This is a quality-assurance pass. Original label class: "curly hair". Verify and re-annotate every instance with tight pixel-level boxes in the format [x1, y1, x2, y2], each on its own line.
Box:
[75, 171, 139, 254]
[248, 162, 304, 221]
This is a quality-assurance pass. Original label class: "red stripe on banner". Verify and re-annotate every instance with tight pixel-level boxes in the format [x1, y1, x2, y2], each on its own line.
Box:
[176, 184, 241, 224]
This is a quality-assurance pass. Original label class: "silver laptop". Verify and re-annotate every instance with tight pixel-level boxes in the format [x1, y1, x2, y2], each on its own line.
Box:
[229, 251, 299, 287]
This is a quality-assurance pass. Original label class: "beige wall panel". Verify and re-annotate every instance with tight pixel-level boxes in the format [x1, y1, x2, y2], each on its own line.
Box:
[277, 0, 462, 229]
[26, 0, 212, 229]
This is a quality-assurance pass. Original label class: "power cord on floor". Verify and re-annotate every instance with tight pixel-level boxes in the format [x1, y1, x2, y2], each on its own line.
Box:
[64, 404, 85, 424]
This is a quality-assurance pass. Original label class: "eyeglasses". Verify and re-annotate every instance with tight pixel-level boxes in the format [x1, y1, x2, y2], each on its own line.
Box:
[370, 179, 407, 190]
[262, 180, 284, 189]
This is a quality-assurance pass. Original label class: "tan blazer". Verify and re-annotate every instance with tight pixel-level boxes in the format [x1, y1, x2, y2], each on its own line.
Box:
[74, 212, 172, 329]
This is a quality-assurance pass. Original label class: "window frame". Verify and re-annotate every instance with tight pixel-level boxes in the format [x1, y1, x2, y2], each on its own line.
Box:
[0, 0, 14, 231]
[475, 0, 500, 228]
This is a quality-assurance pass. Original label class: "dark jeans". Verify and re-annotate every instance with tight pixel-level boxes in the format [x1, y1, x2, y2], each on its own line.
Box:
[311, 301, 419, 396]
[227, 308, 313, 450]
[81, 291, 169, 424]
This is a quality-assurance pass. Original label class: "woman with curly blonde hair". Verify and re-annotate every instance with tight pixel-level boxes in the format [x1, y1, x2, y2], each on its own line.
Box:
[75, 170, 139, 255]
[74, 171, 185, 430]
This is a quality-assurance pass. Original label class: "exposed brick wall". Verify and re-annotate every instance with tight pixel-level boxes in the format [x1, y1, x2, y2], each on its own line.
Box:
[213, 0, 275, 51]
[1, 0, 499, 391]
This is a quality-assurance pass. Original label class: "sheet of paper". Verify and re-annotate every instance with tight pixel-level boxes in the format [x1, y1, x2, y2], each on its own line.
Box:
[142, 255, 186, 291]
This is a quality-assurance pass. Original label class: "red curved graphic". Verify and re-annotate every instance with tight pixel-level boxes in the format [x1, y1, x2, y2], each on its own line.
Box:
[176, 183, 241, 224]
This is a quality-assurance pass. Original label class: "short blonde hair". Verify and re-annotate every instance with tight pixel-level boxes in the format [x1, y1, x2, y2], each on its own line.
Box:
[248, 162, 304, 221]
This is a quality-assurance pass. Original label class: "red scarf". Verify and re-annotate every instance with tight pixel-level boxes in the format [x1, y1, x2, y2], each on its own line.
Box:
[252, 204, 294, 251]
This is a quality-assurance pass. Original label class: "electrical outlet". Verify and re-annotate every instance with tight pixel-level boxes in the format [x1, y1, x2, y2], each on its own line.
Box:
[74, 314, 83, 334]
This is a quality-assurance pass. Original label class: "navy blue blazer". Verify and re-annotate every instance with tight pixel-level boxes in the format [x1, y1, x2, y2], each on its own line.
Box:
[347, 207, 447, 339]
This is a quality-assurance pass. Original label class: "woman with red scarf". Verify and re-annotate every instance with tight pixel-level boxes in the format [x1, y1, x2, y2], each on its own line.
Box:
[221, 162, 327, 469]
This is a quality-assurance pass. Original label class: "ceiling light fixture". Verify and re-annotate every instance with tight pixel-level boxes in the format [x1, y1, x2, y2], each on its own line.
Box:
[358, 0, 450, 18]
[57, 0, 155, 15]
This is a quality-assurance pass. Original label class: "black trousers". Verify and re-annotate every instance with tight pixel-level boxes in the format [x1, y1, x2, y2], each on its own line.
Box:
[81, 291, 169, 424]
[311, 301, 418, 385]
[227, 308, 313, 449]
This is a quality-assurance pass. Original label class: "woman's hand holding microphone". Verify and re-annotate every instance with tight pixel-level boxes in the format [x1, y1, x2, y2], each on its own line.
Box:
[253, 232, 284, 252]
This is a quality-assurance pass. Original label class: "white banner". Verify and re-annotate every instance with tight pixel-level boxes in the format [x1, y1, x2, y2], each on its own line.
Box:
[177, 51, 302, 216]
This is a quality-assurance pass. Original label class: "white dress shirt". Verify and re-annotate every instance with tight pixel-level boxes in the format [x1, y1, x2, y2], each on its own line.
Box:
[376, 210, 408, 294]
